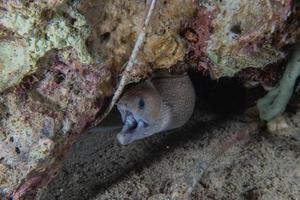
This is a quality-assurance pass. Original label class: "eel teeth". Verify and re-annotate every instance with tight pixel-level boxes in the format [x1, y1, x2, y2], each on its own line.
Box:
[120, 111, 148, 134]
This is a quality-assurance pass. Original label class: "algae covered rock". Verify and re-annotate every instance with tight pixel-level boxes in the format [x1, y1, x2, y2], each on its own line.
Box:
[81, 0, 194, 75]
[0, 1, 92, 93]
[182, 0, 295, 78]
[0, 39, 30, 93]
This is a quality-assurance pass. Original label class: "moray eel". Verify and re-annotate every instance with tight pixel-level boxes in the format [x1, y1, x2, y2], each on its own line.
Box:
[116, 73, 196, 145]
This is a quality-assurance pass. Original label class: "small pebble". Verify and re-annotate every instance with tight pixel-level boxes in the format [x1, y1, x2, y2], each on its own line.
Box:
[267, 116, 290, 134]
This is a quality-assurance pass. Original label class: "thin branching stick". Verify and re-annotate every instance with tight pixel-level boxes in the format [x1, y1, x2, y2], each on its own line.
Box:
[92, 0, 157, 127]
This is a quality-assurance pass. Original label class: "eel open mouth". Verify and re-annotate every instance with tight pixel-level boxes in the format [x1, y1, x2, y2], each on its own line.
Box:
[120, 111, 149, 135]
[116, 110, 151, 145]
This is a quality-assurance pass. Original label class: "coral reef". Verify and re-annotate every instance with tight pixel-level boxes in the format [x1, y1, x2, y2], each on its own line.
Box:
[0, 0, 299, 199]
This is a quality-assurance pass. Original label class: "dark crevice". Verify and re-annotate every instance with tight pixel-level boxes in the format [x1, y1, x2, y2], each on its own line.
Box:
[45, 71, 263, 200]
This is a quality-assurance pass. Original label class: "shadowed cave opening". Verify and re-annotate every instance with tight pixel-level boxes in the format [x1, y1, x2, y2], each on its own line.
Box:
[44, 72, 266, 200]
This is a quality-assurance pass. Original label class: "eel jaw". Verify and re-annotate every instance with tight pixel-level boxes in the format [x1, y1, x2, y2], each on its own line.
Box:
[117, 111, 149, 145]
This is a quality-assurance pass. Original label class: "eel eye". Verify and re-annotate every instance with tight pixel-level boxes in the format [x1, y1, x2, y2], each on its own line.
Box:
[138, 98, 145, 110]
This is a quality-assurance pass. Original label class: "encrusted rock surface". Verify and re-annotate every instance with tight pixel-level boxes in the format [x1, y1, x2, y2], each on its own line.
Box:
[182, 0, 298, 78]
[0, 1, 92, 93]
[0, 54, 111, 199]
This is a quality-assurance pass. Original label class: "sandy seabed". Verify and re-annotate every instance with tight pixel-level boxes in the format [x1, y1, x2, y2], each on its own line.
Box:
[43, 78, 300, 200]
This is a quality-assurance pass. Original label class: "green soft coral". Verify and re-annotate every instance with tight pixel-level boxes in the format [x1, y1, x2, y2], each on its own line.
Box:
[257, 43, 300, 121]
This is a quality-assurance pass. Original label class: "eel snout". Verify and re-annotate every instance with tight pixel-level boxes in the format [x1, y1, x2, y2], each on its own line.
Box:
[117, 108, 150, 145]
